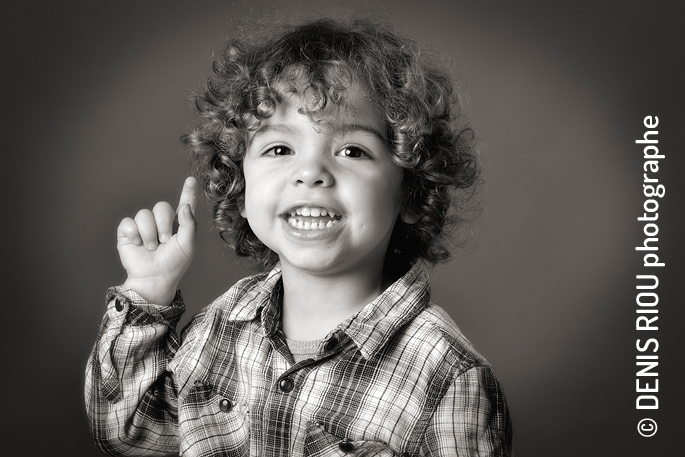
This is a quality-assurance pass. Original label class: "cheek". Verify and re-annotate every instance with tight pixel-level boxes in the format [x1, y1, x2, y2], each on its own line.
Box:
[241, 166, 279, 221]
[352, 173, 403, 235]
[371, 168, 404, 216]
[242, 181, 259, 220]
[241, 160, 261, 209]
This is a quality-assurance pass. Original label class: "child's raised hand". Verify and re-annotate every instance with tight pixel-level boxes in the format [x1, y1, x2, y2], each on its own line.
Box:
[117, 177, 197, 305]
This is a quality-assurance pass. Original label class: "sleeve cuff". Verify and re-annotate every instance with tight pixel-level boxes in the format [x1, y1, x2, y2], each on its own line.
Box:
[105, 286, 185, 326]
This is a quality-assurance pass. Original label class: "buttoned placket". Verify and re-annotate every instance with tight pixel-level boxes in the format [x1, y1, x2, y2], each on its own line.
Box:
[268, 329, 349, 397]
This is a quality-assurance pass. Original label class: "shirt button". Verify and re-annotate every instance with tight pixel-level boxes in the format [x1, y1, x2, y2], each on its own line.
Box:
[324, 337, 338, 352]
[278, 377, 294, 393]
[114, 298, 124, 312]
[338, 439, 355, 453]
[218, 398, 233, 412]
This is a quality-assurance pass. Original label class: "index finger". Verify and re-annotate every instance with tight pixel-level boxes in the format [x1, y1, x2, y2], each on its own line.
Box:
[177, 176, 198, 215]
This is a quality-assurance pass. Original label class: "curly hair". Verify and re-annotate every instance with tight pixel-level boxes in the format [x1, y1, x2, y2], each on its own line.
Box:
[183, 16, 481, 273]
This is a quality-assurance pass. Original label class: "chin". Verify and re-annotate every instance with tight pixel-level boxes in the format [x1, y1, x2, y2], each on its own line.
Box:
[283, 258, 340, 274]
[278, 250, 346, 274]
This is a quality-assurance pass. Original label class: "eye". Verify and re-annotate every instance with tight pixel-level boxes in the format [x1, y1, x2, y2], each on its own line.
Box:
[338, 146, 368, 159]
[265, 145, 292, 156]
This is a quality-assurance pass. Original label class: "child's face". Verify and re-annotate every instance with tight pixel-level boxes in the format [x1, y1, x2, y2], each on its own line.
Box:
[241, 87, 404, 278]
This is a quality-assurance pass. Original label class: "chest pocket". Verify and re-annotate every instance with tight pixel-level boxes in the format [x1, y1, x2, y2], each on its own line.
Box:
[178, 382, 250, 457]
[303, 422, 405, 457]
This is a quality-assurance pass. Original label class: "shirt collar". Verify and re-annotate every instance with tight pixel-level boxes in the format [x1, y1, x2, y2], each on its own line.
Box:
[338, 262, 430, 360]
[225, 265, 283, 331]
[225, 262, 431, 359]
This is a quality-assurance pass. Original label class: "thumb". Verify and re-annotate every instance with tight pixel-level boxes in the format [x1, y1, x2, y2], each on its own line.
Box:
[176, 203, 197, 250]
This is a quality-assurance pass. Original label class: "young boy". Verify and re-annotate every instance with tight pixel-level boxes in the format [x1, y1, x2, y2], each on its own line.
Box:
[86, 17, 513, 456]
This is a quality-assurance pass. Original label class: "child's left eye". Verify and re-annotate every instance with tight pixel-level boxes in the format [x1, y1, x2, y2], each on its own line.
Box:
[338, 146, 368, 159]
[265, 145, 292, 156]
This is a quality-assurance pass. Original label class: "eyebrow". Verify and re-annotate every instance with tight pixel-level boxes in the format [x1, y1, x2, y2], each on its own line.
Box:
[248, 122, 388, 146]
[248, 124, 295, 146]
[334, 123, 389, 143]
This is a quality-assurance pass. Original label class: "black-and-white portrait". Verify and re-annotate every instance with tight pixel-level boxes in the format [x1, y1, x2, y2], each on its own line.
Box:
[2, 1, 682, 455]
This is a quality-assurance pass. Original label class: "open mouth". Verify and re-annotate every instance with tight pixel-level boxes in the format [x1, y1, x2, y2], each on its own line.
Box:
[285, 205, 342, 231]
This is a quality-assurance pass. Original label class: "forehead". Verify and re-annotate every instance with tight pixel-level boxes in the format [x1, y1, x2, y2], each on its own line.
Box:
[260, 82, 386, 135]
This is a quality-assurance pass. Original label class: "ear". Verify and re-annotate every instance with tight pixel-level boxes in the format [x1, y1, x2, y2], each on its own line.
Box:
[400, 207, 418, 224]
[240, 204, 247, 218]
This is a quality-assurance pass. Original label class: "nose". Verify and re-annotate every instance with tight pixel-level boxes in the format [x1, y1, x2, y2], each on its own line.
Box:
[290, 152, 334, 188]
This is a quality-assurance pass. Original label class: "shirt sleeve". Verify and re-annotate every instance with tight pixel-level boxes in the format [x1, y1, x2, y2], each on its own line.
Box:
[420, 365, 514, 457]
[84, 286, 187, 456]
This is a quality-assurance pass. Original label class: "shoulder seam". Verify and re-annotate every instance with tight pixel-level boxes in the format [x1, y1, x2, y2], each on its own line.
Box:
[412, 307, 489, 375]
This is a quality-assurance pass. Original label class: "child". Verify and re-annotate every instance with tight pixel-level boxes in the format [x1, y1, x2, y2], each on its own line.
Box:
[85, 16, 513, 457]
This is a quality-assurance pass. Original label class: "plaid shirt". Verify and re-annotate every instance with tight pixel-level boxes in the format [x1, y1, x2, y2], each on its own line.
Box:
[85, 263, 513, 456]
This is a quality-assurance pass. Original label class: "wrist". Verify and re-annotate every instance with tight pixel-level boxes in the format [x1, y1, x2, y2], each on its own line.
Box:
[123, 277, 178, 305]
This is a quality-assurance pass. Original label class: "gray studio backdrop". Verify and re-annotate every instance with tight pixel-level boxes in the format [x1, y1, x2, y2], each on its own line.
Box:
[2, 0, 683, 455]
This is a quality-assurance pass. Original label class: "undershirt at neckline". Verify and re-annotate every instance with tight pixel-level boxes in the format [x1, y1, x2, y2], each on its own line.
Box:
[285, 337, 323, 363]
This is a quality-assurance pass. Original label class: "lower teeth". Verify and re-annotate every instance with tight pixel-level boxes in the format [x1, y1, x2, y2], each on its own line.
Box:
[289, 218, 336, 230]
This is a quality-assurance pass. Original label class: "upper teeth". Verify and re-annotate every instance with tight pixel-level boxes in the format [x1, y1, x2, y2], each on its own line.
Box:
[293, 206, 335, 218]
